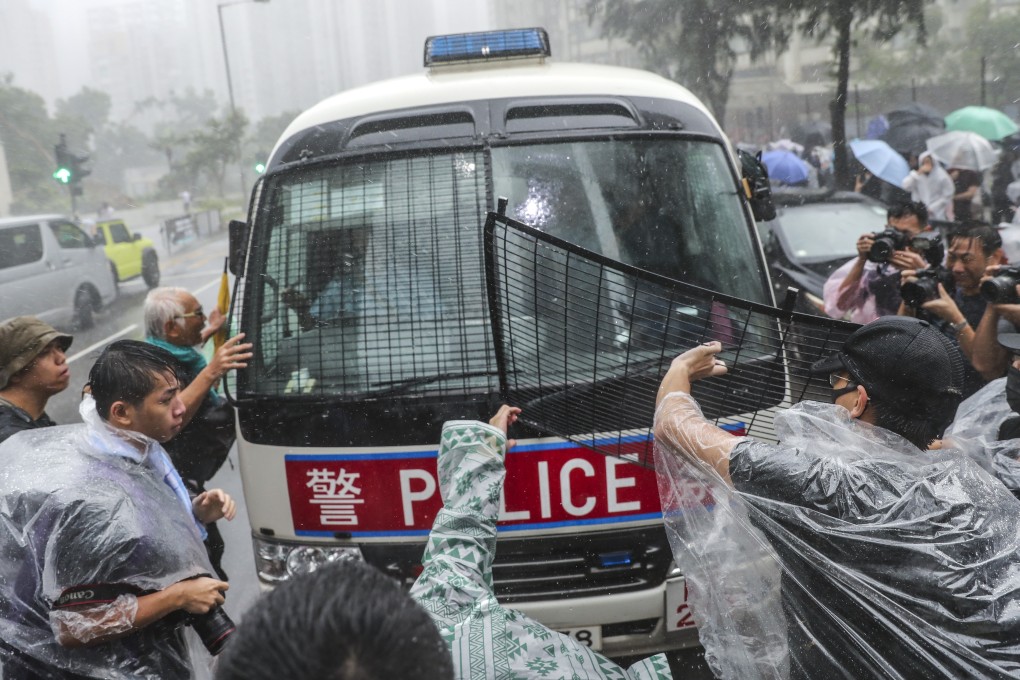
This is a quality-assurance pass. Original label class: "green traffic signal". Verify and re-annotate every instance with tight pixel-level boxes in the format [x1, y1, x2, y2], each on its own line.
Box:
[53, 167, 72, 184]
[254, 162, 266, 174]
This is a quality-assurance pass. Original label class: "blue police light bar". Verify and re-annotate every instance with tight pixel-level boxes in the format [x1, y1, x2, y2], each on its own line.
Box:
[424, 28, 550, 67]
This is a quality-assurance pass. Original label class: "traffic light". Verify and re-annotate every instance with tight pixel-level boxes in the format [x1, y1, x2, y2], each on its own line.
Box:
[70, 152, 91, 183]
[53, 136, 72, 184]
[254, 150, 268, 175]
[52, 134, 90, 188]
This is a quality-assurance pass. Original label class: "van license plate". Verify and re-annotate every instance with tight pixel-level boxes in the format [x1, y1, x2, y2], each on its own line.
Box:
[665, 578, 697, 630]
[557, 626, 602, 651]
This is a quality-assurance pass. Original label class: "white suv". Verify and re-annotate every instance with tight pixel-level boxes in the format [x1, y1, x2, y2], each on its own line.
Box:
[0, 215, 117, 329]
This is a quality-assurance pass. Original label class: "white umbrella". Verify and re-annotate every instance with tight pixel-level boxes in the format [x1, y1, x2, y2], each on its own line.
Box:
[768, 138, 805, 155]
[925, 130, 999, 171]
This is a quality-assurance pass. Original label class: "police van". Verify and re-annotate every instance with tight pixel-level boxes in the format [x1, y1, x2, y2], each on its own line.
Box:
[228, 28, 776, 657]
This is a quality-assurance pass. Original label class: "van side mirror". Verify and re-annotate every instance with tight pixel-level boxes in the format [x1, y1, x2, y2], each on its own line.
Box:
[228, 220, 249, 276]
[738, 149, 777, 222]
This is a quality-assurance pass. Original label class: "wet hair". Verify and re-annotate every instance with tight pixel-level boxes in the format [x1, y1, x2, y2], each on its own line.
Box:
[144, 287, 189, 339]
[87, 340, 182, 420]
[949, 223, 1002, 257]
[216, 560, 454, 680]
[887, 201, 929, 227]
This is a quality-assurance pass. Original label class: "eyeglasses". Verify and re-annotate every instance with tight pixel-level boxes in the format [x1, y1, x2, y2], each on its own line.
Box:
[828, 373, 856, 389]
[176, 307, 205, 319]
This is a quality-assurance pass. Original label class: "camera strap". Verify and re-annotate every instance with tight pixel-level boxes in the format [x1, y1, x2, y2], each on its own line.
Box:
[52, 583, 146, 611]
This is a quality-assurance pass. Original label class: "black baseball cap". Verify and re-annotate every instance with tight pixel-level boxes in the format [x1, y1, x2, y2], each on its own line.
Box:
[998, 333, 1020, 354]
[812, 316, 965, 409]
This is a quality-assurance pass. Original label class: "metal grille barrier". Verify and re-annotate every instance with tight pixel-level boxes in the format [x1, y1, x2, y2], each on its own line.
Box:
[234, 152, 496, 402]
[484, 204, 860, 468]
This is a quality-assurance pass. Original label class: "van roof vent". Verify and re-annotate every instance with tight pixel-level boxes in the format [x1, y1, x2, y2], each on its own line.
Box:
[505, 102, 639, 133]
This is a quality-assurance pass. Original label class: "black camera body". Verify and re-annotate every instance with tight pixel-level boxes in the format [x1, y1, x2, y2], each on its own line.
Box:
[867, 229, 909, 263]
[981, 266, 1020, 304]
[188, 605, 236, 656]
[901, 267, 956, 307]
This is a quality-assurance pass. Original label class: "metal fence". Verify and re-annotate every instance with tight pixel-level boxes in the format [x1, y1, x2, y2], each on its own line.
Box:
[484, 203, 860, 468]
[161, 209, 223, 253]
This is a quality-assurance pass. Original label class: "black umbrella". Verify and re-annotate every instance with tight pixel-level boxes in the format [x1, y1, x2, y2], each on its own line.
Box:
[882, 122, 944, 158]
[791, 120, 832, 148]
[886, 103, 944, 130]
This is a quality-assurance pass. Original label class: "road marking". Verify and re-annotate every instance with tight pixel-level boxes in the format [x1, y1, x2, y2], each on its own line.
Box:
[194, 275, 227, 295]
[67, 324, 139, 364]
[66, 275, 225, 364]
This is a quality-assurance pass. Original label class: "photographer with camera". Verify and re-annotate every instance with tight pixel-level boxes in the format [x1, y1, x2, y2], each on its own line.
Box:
[899, 224, 1007, 398]
[0, 341, 236, 679]
[823, 202, 936, 323]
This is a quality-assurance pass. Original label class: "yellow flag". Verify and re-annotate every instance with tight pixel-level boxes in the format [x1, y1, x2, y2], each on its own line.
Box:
[214, 257, 230, 351]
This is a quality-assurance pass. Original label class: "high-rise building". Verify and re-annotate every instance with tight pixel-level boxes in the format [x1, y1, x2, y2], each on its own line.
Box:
[0, 0, 60, 103]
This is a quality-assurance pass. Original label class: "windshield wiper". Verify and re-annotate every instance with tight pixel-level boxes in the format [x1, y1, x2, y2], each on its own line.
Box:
[368, 370, 501, 398]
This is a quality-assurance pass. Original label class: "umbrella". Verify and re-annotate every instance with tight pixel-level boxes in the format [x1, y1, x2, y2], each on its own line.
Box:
[926, 130, 999, 171]
[214, 257, 230, 351]
[882, 122, 945, 158]
[866, 115, 889, 140]
[761, 149, 810, 184]
[848, 139, 910, 187]
[886, 103, 944, 129]
[791, 120, 831, 148]
[768, 138, 805, 155]
[945, 106, 1020, 141]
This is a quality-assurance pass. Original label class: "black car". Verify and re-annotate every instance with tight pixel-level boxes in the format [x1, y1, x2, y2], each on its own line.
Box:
[757, 190, 888, 315]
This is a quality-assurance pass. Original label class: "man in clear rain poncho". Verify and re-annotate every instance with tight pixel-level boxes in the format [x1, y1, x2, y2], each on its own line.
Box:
[653, 316, 1020, 679]
[410, 406, 673, 680]
[939, 331, 1020, 496]
[0, 340, 236, 679]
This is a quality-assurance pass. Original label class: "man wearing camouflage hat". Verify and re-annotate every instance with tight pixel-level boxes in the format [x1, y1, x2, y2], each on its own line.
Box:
[0, 317, 72, 444]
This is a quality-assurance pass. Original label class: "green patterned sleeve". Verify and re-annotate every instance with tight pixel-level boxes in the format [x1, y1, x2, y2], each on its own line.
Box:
[409, 420, 508, 629]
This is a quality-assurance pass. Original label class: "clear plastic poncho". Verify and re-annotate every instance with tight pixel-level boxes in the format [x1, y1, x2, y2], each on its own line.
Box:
[943, 377, 1020, 495]
[654, 392, 1020, 680]
[0, 396, 213, 679]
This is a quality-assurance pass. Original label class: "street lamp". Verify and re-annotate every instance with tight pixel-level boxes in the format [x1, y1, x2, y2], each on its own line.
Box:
[217, 0, 269, 200]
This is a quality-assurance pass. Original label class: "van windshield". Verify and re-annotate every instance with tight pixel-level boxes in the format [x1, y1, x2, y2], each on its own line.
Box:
[244, 138, 767, 400]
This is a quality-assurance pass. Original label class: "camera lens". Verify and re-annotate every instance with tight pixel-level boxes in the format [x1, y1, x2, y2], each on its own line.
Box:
[189, 605, 235, 656]
[868, 237, 896, 263]
[901, 278, 937, 307]
[981, 275, 1020, 304]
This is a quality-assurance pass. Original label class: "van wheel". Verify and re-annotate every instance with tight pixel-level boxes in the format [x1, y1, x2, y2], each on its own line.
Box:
[142, 252, 160, 288]
[74, 288, 95, 330]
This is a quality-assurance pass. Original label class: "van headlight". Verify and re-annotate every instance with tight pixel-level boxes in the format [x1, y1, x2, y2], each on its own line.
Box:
[253, 537, 363, 583]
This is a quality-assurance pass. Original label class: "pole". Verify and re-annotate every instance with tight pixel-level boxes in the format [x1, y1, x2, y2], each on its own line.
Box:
[218, 2, 246, 201]
[980, 55, 987, 107]
[911, 78, 916, 103]
[854, 84, 861, 139]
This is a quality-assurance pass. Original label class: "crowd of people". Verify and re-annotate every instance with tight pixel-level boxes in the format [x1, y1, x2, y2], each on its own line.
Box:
[6, 157, 1020, 677]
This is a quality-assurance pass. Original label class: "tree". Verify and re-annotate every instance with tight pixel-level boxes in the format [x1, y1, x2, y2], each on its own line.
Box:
[181, 110, 249, 197]
[0, 75, 64, 213]
[248, 110, 301, 160]
[788, 0, 931, 189]
[93, 121, 164, 189]
[854, 6, 951, 91]
[586, 0, 793, 123]
[961, 1, 1020, 108]
[54, 87, 112, 146]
